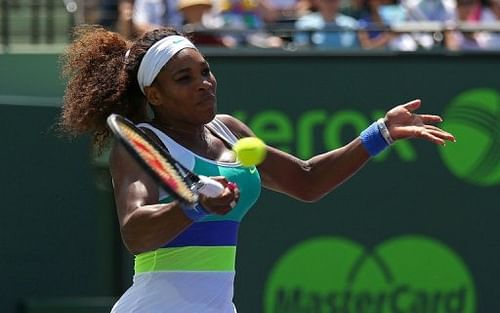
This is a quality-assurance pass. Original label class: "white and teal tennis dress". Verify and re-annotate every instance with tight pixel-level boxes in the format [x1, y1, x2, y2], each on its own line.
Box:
[110, 118, 262, 313]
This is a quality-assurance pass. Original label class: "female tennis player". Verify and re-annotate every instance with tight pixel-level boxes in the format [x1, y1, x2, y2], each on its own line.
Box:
[59, 25, 455, 313]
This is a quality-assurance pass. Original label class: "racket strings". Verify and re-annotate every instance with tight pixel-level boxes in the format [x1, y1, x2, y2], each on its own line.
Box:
[121, 123, 197, 203]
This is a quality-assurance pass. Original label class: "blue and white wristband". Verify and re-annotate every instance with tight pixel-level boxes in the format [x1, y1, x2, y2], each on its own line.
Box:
[376, 118, 394, 145]
[181, 203, 210, 222]
[360, 118, 394, 157]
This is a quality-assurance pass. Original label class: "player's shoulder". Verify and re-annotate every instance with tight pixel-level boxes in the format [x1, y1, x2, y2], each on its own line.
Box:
[215, 114, 255, 138]
[215, 114, 238, 125]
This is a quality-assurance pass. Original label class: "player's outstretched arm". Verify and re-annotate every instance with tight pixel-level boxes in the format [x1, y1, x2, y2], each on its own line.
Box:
[219, 99, 455, 202]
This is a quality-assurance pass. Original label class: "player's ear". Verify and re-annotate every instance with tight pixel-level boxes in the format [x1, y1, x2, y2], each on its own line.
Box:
[144, 85, 161, 108]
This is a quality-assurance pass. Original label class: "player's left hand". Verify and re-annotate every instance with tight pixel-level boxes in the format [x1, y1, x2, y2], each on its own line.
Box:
[384, 99, 456, 145]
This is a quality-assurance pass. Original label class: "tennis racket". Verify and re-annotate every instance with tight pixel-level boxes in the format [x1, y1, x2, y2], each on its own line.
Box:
[107, 114, 225, 205]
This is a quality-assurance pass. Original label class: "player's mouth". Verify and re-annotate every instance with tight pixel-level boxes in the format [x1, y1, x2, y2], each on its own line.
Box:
[198, 93, 216, 106]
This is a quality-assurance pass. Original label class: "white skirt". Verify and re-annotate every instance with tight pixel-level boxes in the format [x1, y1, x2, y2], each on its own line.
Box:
[111, 271, 237, 313]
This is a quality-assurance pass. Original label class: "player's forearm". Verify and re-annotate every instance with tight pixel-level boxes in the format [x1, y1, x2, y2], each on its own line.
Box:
[301, 138, 370, 201]
[120, 203, 192, 255]
[261, 139, 370, 202]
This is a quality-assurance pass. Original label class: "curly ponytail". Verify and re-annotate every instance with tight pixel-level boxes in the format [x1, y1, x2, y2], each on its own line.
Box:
[59, 25, 181, 151]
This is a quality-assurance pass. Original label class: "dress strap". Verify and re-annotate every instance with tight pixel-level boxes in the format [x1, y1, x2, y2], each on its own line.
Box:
[206, 117, 239, 147]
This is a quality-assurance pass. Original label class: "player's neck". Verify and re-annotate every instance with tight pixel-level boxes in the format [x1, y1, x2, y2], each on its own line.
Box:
[151, 119, 209, 145]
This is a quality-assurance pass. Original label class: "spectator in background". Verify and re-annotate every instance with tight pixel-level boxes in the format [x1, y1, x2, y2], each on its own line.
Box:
[446, 0, 497, 50]
[133, 0, 283, 46]
[357, 0, 397, 49]
[483, 0, 500, 49]
[97, 0, 137, 38]
[255, 0, 313, 45]
[99, 0, 120, 28]
[357, 0, 419, 50]
[133, 0, 184, 33]
[340, 0, 364, 19]
[82, 0, 102, 24]
[490, 0, 500, 17]
[401, 0, 456, 49]
[217, 0, 262, 29]
[294, 0, 359, 48]
[117, 0, 137, 38]
[179, 0, 213, 23]
[218, 0, 284, 47]
[179, 0, 237, 46]
[402, 0, 456, 21]
[257, 0, 311, 23]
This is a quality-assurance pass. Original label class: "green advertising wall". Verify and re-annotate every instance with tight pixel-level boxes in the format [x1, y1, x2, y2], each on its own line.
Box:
[1, 52, 499, 313]
[0, 54, 119, 313]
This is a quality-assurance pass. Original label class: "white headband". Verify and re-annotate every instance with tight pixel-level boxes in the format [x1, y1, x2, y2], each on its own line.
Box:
[137, 35, 197, 94]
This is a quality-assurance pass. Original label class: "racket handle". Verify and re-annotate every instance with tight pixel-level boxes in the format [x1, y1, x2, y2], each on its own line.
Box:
[195, 175, 225, 197]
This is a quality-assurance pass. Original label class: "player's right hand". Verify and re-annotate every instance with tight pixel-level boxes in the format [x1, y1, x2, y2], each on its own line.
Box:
[198, 176, 240, 215]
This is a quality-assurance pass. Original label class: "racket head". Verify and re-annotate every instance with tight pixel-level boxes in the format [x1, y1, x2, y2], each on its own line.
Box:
[107, 114, 198, 205]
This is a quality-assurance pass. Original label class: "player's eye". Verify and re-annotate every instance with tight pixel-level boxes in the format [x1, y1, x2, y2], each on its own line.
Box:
[176, 75, 191, 83]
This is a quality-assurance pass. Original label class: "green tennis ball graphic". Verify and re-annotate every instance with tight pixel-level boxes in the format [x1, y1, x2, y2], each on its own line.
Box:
[264, 236, 475, 313]
[439, 89, 500, 186]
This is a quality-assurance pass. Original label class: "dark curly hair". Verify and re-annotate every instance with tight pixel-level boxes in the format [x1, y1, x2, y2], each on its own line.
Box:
[59, 25, 182, 151]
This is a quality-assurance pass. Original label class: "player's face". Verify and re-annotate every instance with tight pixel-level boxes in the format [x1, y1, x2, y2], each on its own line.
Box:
[149, 48, 218, 124]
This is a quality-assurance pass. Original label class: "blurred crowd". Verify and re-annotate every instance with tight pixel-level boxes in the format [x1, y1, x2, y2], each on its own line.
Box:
[85, 0, 500, 50]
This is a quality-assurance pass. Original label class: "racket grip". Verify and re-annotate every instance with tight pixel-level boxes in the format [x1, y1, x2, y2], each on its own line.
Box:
[195, 175, 225, 197]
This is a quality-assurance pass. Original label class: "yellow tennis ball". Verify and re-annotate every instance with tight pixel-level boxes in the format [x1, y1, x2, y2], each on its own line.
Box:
[233, 137, 267, 167]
